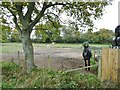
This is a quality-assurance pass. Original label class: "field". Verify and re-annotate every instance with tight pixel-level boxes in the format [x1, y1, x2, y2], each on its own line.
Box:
[0, 43, 109, 73]
[1, 43, 119, 88]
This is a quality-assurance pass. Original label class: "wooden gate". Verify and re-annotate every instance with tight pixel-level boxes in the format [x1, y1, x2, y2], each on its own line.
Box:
[102, 48, 120, 83]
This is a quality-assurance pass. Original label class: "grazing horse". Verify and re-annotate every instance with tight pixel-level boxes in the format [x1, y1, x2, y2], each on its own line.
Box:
[82, 45, 92, 70]
[112, 25, 120, 48]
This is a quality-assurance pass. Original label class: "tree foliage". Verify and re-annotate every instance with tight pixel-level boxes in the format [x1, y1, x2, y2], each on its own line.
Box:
[60, 25, 81, 43]
[0, 25, 11, 43]
[10, 29, 21, 42]
[2, 2, 110, 32]
[93, 28, 114, 44]
[80, 28, 114, 44]
[34, 21, 61, 43]
[33, 26, 114, 44]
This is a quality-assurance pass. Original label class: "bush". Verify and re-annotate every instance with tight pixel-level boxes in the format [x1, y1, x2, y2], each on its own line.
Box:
[1, 62, 119, 88]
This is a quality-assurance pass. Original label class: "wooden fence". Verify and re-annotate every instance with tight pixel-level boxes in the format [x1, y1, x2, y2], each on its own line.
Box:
[102, 48, 120, 84]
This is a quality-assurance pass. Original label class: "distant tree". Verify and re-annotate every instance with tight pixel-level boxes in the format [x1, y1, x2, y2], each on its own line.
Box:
[61, 25, 81, 43]
[35, 21, 61, 43]
[61, 26, 73, 43]
[0, 25, 11, 43]
[84, 28, 94, 43]
[93, 28, 114, 44]
[79, 28, 114, 44]
[10, 29, 21, 42]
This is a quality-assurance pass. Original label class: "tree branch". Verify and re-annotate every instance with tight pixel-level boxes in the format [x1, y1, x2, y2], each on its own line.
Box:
[29, 2, 67, 31]
[33, 27, 48, 31]
[46, 2, 67, 8]
[29, 2, 48, 31]
[15, 4, 27, 29]
[25, 2, 35, 23]
[29, 2, 90, 32]
[6, 6, 22, 33]
[46, 12, 66, 24]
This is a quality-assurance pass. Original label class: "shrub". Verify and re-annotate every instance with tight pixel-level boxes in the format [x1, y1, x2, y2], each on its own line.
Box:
[1, 62, 119, 88]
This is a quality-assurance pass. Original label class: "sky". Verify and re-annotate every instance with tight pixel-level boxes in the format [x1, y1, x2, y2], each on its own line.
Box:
[60, 0, 119, 32]
[3, 1, 119, 32]
[94, 0, 119, 31]
[31, 1, 120, 38]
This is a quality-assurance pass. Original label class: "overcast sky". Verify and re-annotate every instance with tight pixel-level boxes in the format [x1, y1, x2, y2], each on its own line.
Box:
[94, 0, 119, 31]
[4, 1, 119, 32]
[60, 0, 119, 32]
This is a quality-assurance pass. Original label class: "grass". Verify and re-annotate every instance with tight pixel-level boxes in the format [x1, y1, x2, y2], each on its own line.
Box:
[1, 62, 119, 88]
[0, 43, 22, 53]
[0, 42, 110, 53]
[38, 43, 110, 48]
[0, 43, 118, 88]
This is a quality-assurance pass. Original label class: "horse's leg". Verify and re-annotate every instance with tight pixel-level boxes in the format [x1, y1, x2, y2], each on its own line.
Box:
[84, 59, 87, 70]
[115, 37, 117, 46]
[88, 59, 90, 71]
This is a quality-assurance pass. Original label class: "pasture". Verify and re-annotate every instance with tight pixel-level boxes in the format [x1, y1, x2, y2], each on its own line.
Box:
[1, 43, 109, 53]
[1, 43, 109, 73]
[1, 43, 119, 88]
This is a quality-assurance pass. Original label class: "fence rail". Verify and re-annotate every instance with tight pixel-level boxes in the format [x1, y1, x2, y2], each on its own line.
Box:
[65, 64, 98, 73]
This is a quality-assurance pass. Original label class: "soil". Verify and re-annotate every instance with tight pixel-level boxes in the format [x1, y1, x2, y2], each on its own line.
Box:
[1, 46, 94, 74]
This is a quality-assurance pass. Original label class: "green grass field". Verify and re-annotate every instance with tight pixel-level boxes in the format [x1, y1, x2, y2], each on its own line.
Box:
[0, 43, 110, 53]
[0, 43, 23, 53]
[1, 43, 119, 88]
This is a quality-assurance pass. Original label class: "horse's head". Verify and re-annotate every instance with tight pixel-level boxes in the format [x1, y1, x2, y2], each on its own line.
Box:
[115, 25, 120, 37]
[112, 25, 120, 48]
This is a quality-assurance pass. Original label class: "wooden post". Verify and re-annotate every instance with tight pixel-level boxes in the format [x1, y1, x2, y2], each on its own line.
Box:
[98, 58, 101, 79]
[118, 49, 120, 84]
[17, 51, 20, 64]
[102, 48, 109, 80]
[102, 48, 120, 84]
[98, 47, 102, 79]
[109, 49, 117, 82]
[47, 55, 51, 71]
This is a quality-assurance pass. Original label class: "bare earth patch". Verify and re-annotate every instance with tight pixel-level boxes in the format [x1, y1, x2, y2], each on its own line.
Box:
[1, 47, 93, 74]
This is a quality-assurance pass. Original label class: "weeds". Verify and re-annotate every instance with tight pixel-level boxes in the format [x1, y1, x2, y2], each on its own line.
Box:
[1, 62, 119, 88]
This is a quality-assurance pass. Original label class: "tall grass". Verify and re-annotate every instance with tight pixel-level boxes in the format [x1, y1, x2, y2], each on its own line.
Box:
[1, 62, 119, 88]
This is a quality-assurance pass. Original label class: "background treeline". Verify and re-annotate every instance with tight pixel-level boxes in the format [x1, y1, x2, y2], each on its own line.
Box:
[1, 24, 114, 44]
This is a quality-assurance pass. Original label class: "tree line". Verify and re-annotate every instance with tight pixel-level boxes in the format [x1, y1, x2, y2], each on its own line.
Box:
[1, 24, 114, 44]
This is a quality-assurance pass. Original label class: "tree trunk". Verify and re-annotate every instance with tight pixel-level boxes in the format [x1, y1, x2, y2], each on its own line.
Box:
[21, 30, 35, 72]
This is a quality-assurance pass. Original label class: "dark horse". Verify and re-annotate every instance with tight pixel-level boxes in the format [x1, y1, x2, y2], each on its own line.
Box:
[82, 45, 92, 70]
[112, 25, 120, 48]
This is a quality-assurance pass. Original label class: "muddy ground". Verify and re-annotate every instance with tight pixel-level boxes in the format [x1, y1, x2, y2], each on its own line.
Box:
[1, 46, 95, 74]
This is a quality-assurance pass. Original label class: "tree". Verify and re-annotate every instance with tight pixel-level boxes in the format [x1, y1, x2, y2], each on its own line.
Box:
[2, 1, 110, 71]
[94, 28, 114, 44]
[61, 25, 81, 43]
[82, 28, 94, 43]
[10, 29, 21, 42]
[0, 25, 11, 43]
[79, 28, 114, 44]
[35, 21, 61, 43]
